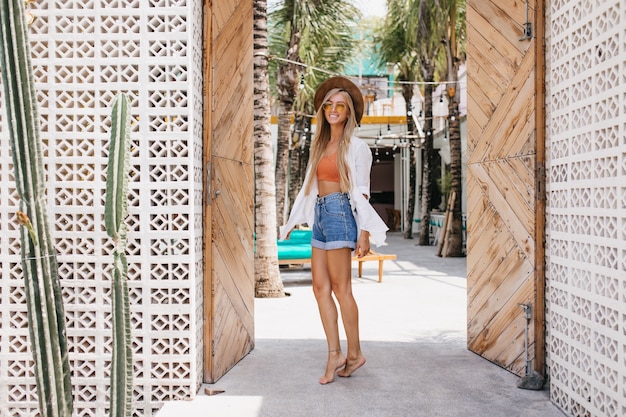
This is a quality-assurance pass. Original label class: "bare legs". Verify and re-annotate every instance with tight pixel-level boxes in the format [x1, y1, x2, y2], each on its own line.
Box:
[311, 247, 366, 384]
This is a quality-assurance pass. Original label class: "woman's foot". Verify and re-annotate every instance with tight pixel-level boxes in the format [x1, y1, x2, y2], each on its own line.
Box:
[337, 353, 366, 378]
[319, 350, 346, 385]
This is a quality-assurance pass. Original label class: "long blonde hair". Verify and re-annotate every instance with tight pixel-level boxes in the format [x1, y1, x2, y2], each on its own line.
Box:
[304, 88, 359, 195]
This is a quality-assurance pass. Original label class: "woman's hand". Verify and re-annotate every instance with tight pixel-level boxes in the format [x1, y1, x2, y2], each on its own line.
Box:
[355, 230, 371, 258]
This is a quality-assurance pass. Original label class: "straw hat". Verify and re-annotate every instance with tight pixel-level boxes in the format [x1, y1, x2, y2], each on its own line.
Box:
[313, 76, 364, 123]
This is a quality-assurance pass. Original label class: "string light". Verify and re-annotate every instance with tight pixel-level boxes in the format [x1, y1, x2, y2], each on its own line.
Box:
[273, 57, 466, 127]
[271, 56, 465, 86]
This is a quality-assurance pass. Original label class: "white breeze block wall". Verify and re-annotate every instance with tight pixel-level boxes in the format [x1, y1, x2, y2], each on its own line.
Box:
[545, 1, 626, 416]
[0, 0, 204, 415]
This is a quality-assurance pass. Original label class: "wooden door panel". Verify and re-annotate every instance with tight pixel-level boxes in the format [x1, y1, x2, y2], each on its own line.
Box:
[466, 0, 544, 377]
[469, 0, 528, 55]
[204, 0, 255, 383]
[470, 163, 534, 255]
[466, 26, 518, 86]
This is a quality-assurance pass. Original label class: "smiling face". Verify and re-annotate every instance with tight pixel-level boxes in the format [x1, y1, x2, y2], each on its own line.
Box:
[323, 92, 350, 127]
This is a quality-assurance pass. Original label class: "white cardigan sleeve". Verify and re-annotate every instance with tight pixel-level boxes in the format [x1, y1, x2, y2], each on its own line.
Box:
[278, 169, 317, 240]
[348, 137, 389, 246]
[351, 139, 373, 198]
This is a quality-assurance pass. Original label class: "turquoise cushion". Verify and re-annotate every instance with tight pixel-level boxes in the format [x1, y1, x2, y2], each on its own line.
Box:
[277, 230, 312, 260]
[283, 229, 312, 243]
[277, 243, 312, 260]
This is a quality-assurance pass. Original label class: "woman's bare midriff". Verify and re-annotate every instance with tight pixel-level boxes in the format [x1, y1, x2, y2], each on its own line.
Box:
[318, 180, 342, 197]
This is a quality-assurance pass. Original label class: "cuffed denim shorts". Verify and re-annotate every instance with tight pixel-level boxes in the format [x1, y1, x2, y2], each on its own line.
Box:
[311, 192, 357, 251]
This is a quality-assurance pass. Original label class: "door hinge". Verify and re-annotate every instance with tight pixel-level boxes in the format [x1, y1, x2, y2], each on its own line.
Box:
[536, 162, 545, 201]
[205, 161, 211, 205]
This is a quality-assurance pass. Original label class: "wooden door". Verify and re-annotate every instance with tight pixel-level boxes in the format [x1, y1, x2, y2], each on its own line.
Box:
[203, 0, 255, 383]
[466, 0, 545, 376]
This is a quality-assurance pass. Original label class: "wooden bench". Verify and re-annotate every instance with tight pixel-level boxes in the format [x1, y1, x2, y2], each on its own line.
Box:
[353, 251, 397, 283]
[278, 250, 397, 283]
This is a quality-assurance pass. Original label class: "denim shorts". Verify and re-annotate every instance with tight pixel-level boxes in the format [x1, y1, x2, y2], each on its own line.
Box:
[311, 192, 357, 250]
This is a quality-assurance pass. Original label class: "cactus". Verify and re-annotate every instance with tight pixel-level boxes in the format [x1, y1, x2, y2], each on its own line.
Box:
[0, 0, 73, 416]
[105, 92, 133, 417]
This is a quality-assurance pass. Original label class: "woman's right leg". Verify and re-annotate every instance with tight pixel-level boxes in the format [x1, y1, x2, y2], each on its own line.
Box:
[311, 247, 346, 384]
[325, 248, 366, 378]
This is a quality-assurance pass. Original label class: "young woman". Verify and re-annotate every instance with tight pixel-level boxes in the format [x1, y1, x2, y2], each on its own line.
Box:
[279, 76, 388, 385]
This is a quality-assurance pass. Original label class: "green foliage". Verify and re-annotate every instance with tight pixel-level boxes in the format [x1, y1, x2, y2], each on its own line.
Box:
[375, 0, 413, 65]
[105, 93, 133, 417]
[268, 0, 361, 112]
[0, 0, 73, 415]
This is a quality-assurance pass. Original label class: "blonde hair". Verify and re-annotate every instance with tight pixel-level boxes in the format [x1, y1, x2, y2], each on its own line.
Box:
[304, 89, 358, 195]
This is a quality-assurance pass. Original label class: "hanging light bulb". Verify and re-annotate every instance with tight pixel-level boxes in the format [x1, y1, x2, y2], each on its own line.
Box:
[298, 74, 305, 90]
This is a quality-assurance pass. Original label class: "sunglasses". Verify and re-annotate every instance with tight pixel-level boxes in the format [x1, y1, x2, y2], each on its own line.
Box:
[322, 102, 347, 112]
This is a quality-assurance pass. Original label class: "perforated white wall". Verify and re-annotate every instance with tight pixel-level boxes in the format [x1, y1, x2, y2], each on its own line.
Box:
[545, 1, 626, 416]
[0, 1, 204, 415]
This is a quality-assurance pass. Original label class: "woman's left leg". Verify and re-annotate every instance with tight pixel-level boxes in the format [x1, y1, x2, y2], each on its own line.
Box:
[326, 248, 366, 377]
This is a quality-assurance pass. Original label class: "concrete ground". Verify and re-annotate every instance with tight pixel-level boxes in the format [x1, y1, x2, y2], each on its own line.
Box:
[157, 232, 565, 417]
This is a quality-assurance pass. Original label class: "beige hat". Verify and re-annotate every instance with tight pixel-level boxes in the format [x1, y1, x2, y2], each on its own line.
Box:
[313, 76, 364, 123]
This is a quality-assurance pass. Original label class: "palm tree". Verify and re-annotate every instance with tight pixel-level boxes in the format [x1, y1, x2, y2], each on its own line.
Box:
[269, 0, 359, 225]
[408, 0, 446, 246]
[253, 0, 286, 297]
[376, 0, 420, 239]
[272, 1, 300, 226]
[440, 0, 466, 256]
[287, 110, 311, 208]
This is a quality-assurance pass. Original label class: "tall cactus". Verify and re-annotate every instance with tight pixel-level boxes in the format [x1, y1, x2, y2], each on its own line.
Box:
[105, 92, 133, 417]
[0, 0, 73, 416]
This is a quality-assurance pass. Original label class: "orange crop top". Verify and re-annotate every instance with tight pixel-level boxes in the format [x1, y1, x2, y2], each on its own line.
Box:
[316, 153, 340, 183]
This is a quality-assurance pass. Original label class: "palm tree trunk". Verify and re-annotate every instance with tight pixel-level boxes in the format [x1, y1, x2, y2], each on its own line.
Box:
[418, 63, 435, 246]
[301, 117, 312, 180]
[275, 99, 292, 225]
[275, 30, 301, 225]
[442, 0, 464, 256]
[254, 0, 285, 297]
[401, 83, 416, 239]
[288, 114, 306, 207]
[444, 81, 464, 256]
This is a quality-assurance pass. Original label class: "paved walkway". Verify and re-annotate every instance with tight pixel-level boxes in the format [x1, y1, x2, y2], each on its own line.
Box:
[158, 233, 565, 417]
